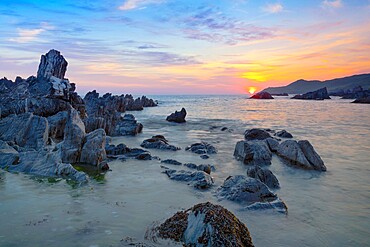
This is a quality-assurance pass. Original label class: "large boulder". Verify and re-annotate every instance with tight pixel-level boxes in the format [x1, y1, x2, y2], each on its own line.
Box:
[0, 113, 48, 150]
[277, 140, 326, 171]
[250, 92, 274, 99]
[37, 49, 68, 80]
[234, 140, 272, 166]
[114, 114, 143, 136]
[244, 128, 271, 141]
[292, 87, 331, 100]
[155, 202, 254, 247]
[47, 111, 68, 140]
[80, 129, 107, 167]
[216, 175, 287, 213]
[163, 169, 213, 189]
[247, 166, 280, 189]
[141, 135, 180, 151]
[166, 108, 186, 123]
[61, 109, 86, 164]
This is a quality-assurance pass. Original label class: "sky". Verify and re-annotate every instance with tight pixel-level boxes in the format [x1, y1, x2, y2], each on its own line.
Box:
[0, 0, 369, 95]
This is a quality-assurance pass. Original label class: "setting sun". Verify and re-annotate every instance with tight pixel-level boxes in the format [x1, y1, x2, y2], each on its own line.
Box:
[248, 86, 257, 94]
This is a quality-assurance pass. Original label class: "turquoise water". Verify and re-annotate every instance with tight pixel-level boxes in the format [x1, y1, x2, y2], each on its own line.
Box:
[0, 95, 369, 246]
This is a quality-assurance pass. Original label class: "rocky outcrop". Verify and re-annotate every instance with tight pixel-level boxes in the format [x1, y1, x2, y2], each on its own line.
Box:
[339, 86, 370, 99]
[141, 135, 180, 151]
[80, 129, 107, 167]
[0, 113, 48, 150]
[216, 175, 287, 213]
[47, 111, 68, 140]
[115, 114, 143, 136]
[163, 169, 213, 189]
[292, 87, 331, 100]
[37, 49, 68, 80]
[247, 166, 280, 189]
[250, 92, 274, 99]
[185, 142, 217, 155]
[166, 108, 186, 123]
[155, 202, 254, 247]
[275, 129, 293, 138]
[234, 140, 272, 166]
[244, 128, 271, 141]
[277, 140, 326, 171]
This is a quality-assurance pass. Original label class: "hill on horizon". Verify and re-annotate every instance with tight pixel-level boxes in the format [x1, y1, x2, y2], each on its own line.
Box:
[262, 73, 370, 94]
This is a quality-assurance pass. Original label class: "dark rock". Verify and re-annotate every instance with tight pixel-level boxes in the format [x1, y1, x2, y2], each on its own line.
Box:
[0, 113, 48, 150]
[247, 166, 280, 189]
[37, 49, 68, 80]
[161, 159, 182, 166]
[292, 87, 331, 100]
[221, 127, 228, 131]
[277, 140, 326, 171]
[298, 140, 326, 171]
[200, 154, 209, 159]
[352, 96, 370, 104]
[164, 169, 213, 189]
[340, 86, 370, 99]
[274, 130, 293, 138]
[271, 93, 288, 96]
[244, 128, 271, 141]
[265, 137, 279, 152]
[105, 143, 131, 156]
[80, 129, 107, 166]
[141, 135, 180, 151]
[115, 114, 143, 136]
[156, 202, 254, 247]
[185, 142, 217, 154]
[250, 92, 274, 99]
[183, 163, 214, 174]
[234, 140, 272, 166]
[166, 108, 186, 123]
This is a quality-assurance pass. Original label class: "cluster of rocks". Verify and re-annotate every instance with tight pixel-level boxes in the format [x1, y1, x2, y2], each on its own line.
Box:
[105, 142, 152, 161]
[154, 202, 254, 247]
[292, 87, 331, 100]
[0, 49, 157, 181]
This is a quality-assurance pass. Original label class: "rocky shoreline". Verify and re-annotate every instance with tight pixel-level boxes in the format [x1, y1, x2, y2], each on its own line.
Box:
[1, 50, 330, 246]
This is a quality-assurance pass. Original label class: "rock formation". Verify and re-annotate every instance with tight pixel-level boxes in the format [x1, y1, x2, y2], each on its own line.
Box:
[234, 140, 272, 166]
[185, 142, 217, 155]
[292, 87, 331, 100]
[155, 202, 254, 247]
[244, 128, 271, 141]
[250, 91, 274, 99]
[247, 166, 280, 189]
[275, 129, 293, 138]
[163, 169, 214, 189]
[166, 108, 187, 123]
[37, 49, 68, 80]
[141, 135, 180, 151]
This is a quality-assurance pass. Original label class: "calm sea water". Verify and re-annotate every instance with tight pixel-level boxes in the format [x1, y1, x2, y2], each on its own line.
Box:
[0, 95, 369, 247]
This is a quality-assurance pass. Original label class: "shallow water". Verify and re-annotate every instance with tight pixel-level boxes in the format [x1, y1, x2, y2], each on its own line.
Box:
[0, 95, 369, 246]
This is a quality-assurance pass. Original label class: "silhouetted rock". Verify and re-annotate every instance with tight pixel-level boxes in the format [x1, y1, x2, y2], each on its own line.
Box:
[275, 129, 293, 138]
[166, 108, 186, 123]
[247, 166, 280, 189]
[141, 135, 180, 151]
[352, 96, 370, 104]
[340, 86, 370, 99]
[250, 92, 274, 99]
[292, 87, 331, 100]
[164, 169, 213, 189]
[156, 202, 254, 247]
[244, 128, 271, 141]
[270, 93, 288, 96]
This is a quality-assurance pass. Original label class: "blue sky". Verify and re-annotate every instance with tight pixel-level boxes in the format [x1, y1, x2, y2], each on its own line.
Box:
[1, 0, 369, 94]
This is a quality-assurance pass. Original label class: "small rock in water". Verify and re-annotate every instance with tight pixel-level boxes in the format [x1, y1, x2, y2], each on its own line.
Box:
[274, 130, 293, 138]
[164, 169, 213, 189]
[247, 166, 280, 189]
[200, 154, 209, 159]
[161, 159, 182, 166]
[244, 128, 271, 141]
[185, 142, 217, 155]
[166, 108, 187, 123]
[141, 135, 180, 151]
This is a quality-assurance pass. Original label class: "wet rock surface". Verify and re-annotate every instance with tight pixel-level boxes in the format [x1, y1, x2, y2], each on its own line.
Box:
[166, 108, 187, 123]
[155, 202, 254, 247]
[163, 169, 213, 189]
[247, 166, 280, 189]
[234, 140, 272, 166]
[185, 142, 217, 155]
[141, 135, 180, 151]
[244, 128, 271, 141]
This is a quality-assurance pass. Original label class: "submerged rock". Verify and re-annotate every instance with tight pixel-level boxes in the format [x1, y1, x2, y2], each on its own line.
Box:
[250, 92, 274, 99]
[247, 166, 280, 189]
[166, 108, 187, 123]
[292, 87, 331, 100]
[185, 142, 217, 155]
[141, 135, 180, 151]
[244, 128, 271, 141]
[234, 140, 272, 166]
[277, 140, 326, 171]
[156, 202, 254, 247]
[164, 169, 213, 189]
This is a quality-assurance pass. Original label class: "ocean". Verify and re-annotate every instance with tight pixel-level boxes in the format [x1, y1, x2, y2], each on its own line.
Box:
[0, 95, 369, 246]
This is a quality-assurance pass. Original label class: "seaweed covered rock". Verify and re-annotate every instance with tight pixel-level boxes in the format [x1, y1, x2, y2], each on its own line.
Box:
[156, 202, 254, 247]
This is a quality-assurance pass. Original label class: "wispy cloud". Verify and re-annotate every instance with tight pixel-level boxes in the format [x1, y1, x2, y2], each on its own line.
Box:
[263, 3, 284, 14]
[322, 0, 343, 8]
[9, 22, 54, 43]
[118, 0, 165, 10]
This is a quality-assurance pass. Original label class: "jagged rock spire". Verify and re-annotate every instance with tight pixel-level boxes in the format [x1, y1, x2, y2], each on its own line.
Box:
[37, 49, 68, 80]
